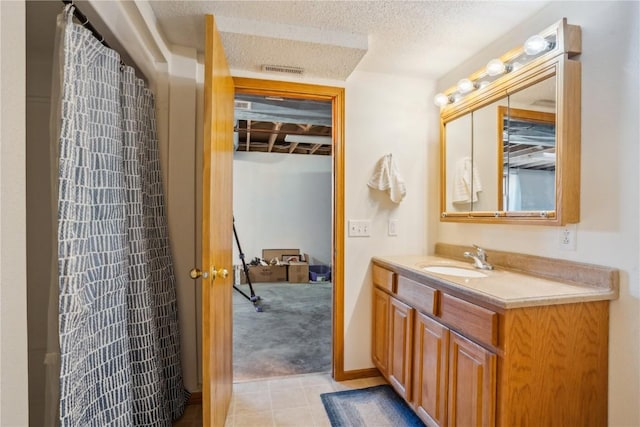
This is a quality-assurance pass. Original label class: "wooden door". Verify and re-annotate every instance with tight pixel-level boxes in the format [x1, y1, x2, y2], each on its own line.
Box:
[448, 332, 496, 427]
[202, 14, 235, 427]
[371, 287, 390, 376]
[413, 312, 449, 427]
[388, 297, 414, 401]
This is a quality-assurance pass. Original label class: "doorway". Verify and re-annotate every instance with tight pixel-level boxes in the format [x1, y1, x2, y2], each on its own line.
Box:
[230, 78, 346, 381]
[232, 92, 333, 381]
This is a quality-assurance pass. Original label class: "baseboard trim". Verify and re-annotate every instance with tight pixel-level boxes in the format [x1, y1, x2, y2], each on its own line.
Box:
[334, 367, 380, 382]
[187, 391, 202, 405]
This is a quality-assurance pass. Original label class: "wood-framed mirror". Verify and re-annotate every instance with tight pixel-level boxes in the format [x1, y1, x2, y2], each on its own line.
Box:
[437, 18, 581, 225]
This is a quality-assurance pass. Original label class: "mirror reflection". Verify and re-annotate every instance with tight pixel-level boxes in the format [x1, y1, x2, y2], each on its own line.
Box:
[443, 74, 557, 215]
[472, 98, 506, 211]
[501, 76, 557, 211]
[445, 114, 472, 212]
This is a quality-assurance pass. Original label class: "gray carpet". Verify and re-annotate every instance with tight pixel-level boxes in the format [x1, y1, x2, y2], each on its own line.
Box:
[233, 281, 332, 382]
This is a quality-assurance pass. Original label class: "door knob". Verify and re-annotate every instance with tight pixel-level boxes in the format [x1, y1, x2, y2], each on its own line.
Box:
[189, 268, 209, 279]
[216, 268, 229, 279]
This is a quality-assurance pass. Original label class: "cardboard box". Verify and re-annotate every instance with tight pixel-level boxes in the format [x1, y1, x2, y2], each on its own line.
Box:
[248, 265, 287, 283]
[262, 249, 300, 263]
[260, 249, 310, 283]
[288, 262, 310, 283]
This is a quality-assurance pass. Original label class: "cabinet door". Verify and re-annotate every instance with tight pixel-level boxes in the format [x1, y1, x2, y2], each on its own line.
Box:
[413, 312, 449, 427]
[371, 287, 390, 376]
[448, 332, 496, 427]
[388, 297, 414, 401]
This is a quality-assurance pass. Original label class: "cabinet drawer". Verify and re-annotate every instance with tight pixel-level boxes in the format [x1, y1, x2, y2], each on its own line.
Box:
[440, 293, 498, 347]
[396, 276, 437, 315]
[372, 264, 396, 293]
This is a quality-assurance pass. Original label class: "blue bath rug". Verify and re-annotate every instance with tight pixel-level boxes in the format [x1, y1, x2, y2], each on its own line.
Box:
[320, 384, 425, 426]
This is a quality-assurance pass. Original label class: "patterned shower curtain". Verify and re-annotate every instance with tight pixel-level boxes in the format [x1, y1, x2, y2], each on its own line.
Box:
[55, 7, 187, 426]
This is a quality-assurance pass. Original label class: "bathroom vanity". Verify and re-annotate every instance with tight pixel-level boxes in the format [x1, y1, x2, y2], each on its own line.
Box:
[371, 243, 618, 427]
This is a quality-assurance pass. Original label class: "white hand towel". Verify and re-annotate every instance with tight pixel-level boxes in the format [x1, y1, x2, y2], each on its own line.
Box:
[368, 154, 407, 203]
[452, 157, 482, 203]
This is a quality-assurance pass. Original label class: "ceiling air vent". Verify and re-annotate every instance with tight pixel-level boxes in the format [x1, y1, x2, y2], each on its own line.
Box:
[261, 64, 304, 76]
[234, 100, 252, 110]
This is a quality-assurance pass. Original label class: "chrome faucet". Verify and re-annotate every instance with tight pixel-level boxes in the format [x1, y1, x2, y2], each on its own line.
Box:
[464, 245, 493, 270]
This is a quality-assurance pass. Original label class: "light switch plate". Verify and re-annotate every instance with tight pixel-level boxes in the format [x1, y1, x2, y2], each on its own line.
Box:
[388, 219, 398, 236]
[348, 220, 371, 237]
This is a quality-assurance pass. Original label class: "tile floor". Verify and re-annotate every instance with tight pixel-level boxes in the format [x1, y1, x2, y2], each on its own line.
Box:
[173, 372, 388, 427]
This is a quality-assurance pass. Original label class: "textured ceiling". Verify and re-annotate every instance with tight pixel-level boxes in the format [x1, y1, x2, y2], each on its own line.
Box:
[149, 0, 549, 80]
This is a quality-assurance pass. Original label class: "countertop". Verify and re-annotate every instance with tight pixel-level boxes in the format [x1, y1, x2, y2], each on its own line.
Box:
[372, 254, 619, 309]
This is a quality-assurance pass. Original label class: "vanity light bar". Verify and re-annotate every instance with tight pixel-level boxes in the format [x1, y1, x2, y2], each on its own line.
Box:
[486, 58, 507, 76]
[434, 31, 558, 107]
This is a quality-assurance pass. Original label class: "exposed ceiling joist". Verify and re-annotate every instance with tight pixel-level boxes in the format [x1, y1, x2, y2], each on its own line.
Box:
[309, 144, 322, 155]
[267, 122, 282, 152]
[234, 95, 332, 156]
[245, 120, 251, 152]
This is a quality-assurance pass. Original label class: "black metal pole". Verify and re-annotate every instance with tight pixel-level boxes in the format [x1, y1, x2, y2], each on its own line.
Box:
[233, 217, 262, 311]
[61, 1, 110, 48]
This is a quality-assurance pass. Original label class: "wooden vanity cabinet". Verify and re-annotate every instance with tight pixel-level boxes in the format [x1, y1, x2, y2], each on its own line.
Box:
[413, 310, 496, 427]
[371, 287, 390, 377]
[413, 312, 449, 426]
[372, 262, 610, 426]
[388, 297, 414, 401]
[372, 264, 496, 426]
[371, 281, 414, 401]
[447, 332, 496, 427]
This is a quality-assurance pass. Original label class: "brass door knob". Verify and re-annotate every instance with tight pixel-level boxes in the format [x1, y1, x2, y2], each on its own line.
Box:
[216, 268, 229, 279]
[189, 268, 209, 279]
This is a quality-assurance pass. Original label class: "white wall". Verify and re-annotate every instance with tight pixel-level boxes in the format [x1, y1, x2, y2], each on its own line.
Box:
[0, 2, 29, 425]
[233, 152, 332, 266]
[343, 70, 432, 370]
[434, 2, 640, 425]
[165, 47, 200, 392]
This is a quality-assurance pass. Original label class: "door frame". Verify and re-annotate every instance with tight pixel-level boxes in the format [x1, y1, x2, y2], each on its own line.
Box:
[232, 77, 347, 379]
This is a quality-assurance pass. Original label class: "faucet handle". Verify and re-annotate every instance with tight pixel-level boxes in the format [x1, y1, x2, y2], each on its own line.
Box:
[472, 244, 486, 259]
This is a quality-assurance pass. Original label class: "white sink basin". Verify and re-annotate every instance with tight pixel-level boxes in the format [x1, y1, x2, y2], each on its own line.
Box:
[423, 265, 488, 278]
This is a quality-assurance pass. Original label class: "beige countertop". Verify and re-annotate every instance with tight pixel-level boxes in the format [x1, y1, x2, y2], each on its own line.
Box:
[372, 254, 619, 309]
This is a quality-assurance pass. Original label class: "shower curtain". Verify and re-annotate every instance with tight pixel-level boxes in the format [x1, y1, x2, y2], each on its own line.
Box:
[47, 7, 188, 426]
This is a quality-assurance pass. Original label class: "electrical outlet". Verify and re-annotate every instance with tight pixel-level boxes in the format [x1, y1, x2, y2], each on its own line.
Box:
[558, 224, 577, 251]
[388, 219, 398, 236]
[348, 220, 371, 237]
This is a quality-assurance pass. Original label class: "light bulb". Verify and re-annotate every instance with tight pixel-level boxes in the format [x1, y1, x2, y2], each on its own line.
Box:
[486, 59, 506, 76]
[524, 34, 549, 55]
[457, 78, 475, 94]
[434, 93, 450, 107]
